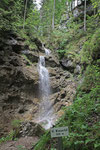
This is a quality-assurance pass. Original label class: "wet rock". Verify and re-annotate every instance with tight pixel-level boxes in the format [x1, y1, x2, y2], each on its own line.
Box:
[19, 121, 44, 137]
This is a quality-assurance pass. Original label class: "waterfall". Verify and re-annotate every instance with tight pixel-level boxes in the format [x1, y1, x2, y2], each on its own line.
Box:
[38, 56, 50, 99]
[37, 49, 54, 129]
[44, 47, 51, 56]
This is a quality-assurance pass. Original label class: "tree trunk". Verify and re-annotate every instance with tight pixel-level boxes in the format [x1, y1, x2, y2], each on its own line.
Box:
[23, 0, 28, 30]
[76, 0, 78, 6]
[52, 0, 55, 30]
[71, 0, 73, 10]
[84, 0, 86, 32]
[70, 2, 72, 11]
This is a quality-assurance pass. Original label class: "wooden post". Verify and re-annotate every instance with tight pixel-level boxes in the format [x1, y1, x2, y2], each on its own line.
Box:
[58, 137, 63, 150]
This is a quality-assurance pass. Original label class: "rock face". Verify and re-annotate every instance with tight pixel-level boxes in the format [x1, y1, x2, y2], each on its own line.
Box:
[60, 59, 81, 76]
[0, 34, 77, 138]
[0, 35, 39, 137]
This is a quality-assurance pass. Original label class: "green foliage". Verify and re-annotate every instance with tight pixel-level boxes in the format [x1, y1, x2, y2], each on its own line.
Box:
[55, 0, 67, 24]
[0, 130, 15, 144]
[91, 0, 100, 15]
[17, 145, 27, 150]
[11, 119, 22, 139]
[11, 119, 21, 128]
[40, 0, 67, 36]
[34, 131, 51, 150]
[0, 0, 24, 32]
[59, 64, 100, 150]
[0, 0, 40, 41]
[61, 88, 100, 150]
[81, 29, 100, 64]
[80, 65, 100, 91]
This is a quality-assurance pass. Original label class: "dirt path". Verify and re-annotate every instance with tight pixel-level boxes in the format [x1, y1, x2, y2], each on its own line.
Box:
[0, 136, 39, 150]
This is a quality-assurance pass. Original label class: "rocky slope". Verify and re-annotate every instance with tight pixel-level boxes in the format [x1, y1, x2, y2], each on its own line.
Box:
[0, 33, 77, 148]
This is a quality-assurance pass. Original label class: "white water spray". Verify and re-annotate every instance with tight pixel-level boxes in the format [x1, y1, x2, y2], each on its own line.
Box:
[37, 49, 54, 129]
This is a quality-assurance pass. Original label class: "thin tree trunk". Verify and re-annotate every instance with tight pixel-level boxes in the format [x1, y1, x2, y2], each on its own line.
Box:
[77, 0, 78, 6]
[73, 1, 75, 9]
[94, 8, 96, 15]
[23, 0, 28, 30]
[52, 0, 55, 30]
[70, 2, 72, 11]
[71, 0, 73, 10]
[84, 0, 86, 32]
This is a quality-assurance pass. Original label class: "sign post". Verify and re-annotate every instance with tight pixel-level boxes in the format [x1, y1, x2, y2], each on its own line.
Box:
[51, 126, 69, 150]
[58, 137, 63, 150]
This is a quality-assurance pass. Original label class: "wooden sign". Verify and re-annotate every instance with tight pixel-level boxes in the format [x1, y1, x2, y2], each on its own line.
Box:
[51, 126, 69, 138]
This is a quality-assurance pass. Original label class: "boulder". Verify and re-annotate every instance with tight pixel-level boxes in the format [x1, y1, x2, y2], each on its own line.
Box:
[74, 64, 81, 74]
[46, 55, 60, 68]
[21, 50, 39, 63]
[60, 58, 75, 73]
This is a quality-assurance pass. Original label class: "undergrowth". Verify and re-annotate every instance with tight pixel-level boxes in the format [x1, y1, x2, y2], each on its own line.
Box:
[0, 119, 21, 144]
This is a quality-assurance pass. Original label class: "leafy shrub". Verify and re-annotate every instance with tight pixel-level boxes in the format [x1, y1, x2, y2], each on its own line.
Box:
[34, 131, 51, 150]
[80, 65, 100, 91]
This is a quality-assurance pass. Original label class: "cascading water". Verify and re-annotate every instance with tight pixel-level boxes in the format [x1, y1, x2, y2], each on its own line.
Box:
[37, 49, 54, 129]
[44, 47, 50, 56]
[39, 56, 50, 99]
